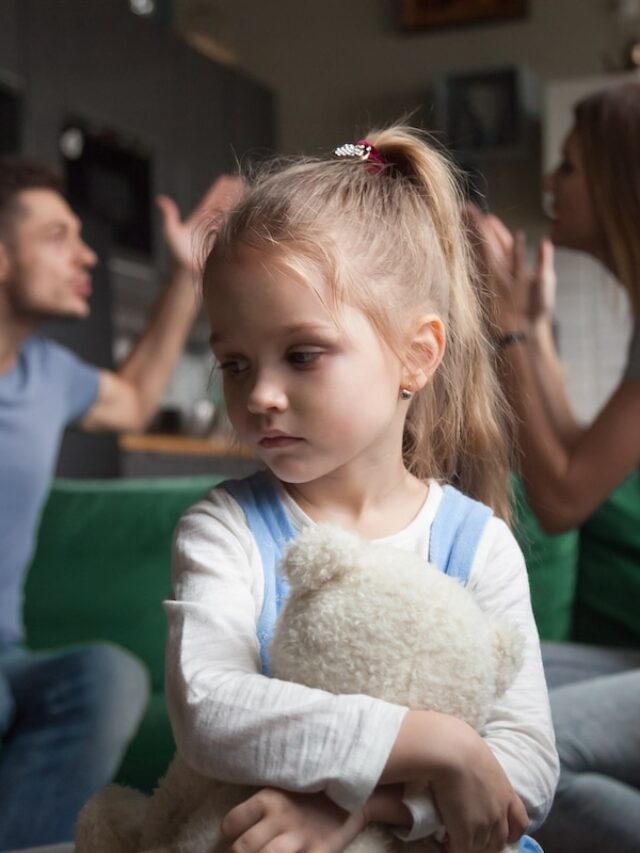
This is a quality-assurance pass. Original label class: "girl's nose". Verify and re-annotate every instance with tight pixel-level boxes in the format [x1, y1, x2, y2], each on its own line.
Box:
[246, 373, 288, 414]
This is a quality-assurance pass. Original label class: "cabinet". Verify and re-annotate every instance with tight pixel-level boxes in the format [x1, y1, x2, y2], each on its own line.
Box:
[0, 0, 274, 476]
[119, 433, 262, 479]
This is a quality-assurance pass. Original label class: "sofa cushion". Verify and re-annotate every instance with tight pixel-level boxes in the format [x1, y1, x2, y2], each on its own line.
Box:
[22, 475, 223, 792]
[24, 476, 221, 690]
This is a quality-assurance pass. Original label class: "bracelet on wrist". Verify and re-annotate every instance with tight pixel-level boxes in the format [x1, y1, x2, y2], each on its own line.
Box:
[495, 330, 527, 349]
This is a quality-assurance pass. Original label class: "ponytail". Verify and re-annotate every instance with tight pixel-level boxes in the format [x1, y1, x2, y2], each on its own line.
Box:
[368, 128, 514, 520]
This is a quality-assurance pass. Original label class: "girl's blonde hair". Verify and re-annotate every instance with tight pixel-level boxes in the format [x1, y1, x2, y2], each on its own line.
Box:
[204, 126, 513, 519]
[574, 81, 640, 312]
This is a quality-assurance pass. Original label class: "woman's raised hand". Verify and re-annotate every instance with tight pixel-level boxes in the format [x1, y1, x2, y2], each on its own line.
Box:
[465, 206, 529, 335]
[465, 205, 557, 337]
[528, 237, 557, 328]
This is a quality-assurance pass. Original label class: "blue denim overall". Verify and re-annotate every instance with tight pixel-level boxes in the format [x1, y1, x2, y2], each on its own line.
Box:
[225, 471, 543, 853]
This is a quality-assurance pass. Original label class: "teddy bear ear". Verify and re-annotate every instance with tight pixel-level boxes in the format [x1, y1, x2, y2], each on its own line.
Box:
[280, 524, 362, 591]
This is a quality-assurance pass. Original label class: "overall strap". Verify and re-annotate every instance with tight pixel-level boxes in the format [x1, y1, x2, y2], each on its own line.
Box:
[224, 471, 295, 674]
[428, 484, 493, 585]
[519, 836, 543, 852]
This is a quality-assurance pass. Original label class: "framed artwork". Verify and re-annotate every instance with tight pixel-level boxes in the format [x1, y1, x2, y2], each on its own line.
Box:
[400, 0, 528, 31]
[435, 66, 536, 159]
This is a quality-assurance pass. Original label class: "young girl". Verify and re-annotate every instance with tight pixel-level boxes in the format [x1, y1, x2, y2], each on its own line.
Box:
[165, 128, 558, 853]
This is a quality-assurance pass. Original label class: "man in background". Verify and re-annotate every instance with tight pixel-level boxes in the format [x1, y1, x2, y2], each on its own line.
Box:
[0, 156, 242, 848]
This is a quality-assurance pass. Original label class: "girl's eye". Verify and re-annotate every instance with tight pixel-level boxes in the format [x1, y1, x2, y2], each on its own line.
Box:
[219, 357, 249, 376]
[287, 351, 321, 367]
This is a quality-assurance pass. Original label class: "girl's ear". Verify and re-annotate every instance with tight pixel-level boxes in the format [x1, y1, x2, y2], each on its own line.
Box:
[401, 314, 446, 393]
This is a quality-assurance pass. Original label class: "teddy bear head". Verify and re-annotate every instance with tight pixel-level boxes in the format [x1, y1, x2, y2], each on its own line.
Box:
[269, 524, 523, 731]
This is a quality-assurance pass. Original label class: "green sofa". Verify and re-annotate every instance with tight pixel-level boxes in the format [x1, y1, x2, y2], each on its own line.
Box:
[19, 471, 640, 795]
[23, 475, 224, 794]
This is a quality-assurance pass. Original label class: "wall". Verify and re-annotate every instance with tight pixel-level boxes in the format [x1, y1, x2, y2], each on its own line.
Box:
[0, 1, 273, 348]
[174, 0, 639, 243]
[179, 0, 634, 152]
[177, 0, 640, 421]
[0, 0, 274, 463]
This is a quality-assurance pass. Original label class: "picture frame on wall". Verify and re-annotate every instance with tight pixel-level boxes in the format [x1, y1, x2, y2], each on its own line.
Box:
[400, 0, 528, 31]
[435, 66, 537, 160]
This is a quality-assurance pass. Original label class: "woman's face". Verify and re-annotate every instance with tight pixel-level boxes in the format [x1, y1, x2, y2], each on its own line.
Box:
[545, 128, 606, 259]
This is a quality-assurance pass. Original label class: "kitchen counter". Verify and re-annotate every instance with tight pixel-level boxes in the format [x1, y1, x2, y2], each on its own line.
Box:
[119, 432, 261, 478]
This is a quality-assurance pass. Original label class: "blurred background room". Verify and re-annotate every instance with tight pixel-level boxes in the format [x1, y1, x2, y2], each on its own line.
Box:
[2, 3, 640, 838]
[2, 0, 639, 479]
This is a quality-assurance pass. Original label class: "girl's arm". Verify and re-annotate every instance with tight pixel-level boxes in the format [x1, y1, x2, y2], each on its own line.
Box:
[376, 518, 559, 842]
[469, 518, 559, 826]
[218, 785, 413, 853]
[165, 490, 408, 814]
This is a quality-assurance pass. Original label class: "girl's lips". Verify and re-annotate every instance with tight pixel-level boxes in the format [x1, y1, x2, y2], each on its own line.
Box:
[258, 435, 302, 449]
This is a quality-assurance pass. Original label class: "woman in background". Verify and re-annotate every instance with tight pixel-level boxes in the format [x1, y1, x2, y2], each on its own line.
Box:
[471, 81, 640, 852]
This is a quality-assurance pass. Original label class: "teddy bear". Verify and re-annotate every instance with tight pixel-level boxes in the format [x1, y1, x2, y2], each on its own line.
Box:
[76, 523, 525, 853]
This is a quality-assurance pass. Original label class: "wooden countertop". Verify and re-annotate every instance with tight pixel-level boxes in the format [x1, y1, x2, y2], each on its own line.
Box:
[119, 432, 254, 458]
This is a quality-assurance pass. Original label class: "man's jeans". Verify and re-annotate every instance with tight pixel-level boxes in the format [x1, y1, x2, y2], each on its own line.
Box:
[534, 642, 640, 853]
[0, 642, 148, 850]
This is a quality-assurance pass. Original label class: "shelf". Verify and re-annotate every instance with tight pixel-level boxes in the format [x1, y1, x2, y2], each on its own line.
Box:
[119, 432, 254, 459]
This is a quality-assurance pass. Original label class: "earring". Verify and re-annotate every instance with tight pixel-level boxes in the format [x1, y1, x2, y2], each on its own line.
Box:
[400, 388, 413, 401]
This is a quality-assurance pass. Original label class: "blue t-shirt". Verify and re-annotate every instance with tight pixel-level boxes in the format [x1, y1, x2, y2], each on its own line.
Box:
[0, 337, 99, 645]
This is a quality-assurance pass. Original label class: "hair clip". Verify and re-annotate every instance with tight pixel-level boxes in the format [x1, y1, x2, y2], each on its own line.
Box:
[334, 139, 385, 173]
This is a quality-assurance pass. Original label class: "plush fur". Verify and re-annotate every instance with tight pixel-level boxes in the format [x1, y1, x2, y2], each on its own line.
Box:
[76, 523, 524, 853]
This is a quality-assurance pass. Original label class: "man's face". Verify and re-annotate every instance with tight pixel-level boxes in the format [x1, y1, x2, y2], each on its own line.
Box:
[0, 188, 98, 321]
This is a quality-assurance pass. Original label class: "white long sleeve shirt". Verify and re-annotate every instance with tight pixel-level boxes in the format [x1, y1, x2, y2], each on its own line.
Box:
[165, 479, 559, 839]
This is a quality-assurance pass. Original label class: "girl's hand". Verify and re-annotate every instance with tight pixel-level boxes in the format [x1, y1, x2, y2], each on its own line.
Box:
[430, 720, 529, 853]
[382, 711, 529, 851]
[362, 783, 412, 829]
[221, 788, 367, 853]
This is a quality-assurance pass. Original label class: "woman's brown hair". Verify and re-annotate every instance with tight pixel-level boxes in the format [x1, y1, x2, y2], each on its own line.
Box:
[574, 82, 640, 312]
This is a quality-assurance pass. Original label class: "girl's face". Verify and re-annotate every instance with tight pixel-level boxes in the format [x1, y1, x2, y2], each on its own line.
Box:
[545, 129, 604, 257]
[205, 247, 409, 485]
